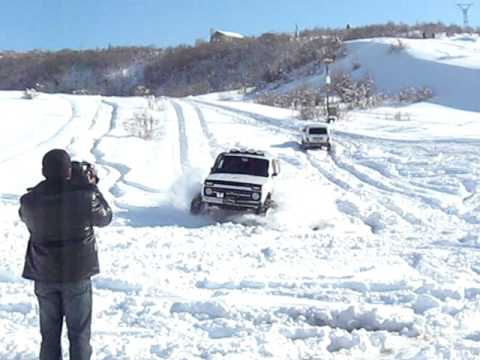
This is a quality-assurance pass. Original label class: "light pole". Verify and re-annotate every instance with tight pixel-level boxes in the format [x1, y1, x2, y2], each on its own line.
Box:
[324, 57, 334, 122]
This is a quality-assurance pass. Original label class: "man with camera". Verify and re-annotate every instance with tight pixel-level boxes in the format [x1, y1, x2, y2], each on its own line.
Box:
[19, 149, 112, 360]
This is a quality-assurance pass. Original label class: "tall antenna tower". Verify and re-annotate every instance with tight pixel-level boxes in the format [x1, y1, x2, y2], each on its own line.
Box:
[457, 3, 473, 27]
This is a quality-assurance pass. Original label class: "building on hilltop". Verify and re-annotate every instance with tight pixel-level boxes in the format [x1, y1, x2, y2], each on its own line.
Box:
[210, 29, 245, 43]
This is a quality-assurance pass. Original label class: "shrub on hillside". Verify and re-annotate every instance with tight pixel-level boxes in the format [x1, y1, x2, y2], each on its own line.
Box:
[256, 86, 334, 120]
[144, 33, 343, 96]
[0, 21, 475, 97]
[256, 71, 433, 115]
[0, 47, 157, 95]
[340, 21, 470, 41]
[330, 72, 379, 109]
[398, 86, 433, 103]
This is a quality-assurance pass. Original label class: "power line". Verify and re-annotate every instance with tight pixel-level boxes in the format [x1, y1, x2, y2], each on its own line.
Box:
[457, 3, 473, 27]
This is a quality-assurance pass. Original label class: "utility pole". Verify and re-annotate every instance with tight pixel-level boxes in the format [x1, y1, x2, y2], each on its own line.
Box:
[324, 58, 334, 122]
[457, 3, 473, 28]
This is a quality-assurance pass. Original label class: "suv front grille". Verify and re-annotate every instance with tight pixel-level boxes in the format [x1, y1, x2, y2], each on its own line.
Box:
[222, 189, 252, 198]
[208, 180, 259, 189]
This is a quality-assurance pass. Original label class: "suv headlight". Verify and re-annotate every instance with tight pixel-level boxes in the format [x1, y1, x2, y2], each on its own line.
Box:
[205, 187, 213, 196]
[252, 192, 260, 201]
[205, 181, 214, 186]
[252, 186, 261, 191]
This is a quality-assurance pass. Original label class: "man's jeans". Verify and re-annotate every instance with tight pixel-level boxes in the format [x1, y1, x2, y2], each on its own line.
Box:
[34, 279, 93, 360]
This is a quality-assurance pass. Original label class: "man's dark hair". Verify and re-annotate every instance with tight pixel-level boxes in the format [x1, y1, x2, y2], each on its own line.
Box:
[42, 149, 72, 179]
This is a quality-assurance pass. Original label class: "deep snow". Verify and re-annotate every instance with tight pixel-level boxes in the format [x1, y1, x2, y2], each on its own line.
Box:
[0, 35, 479, 359]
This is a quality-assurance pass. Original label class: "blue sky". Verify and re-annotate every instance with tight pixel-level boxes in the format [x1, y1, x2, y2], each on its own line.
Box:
[0, 0, 474, 51]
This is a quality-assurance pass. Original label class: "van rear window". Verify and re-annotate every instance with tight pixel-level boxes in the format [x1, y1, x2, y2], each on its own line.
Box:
[309, 128, 327, 135]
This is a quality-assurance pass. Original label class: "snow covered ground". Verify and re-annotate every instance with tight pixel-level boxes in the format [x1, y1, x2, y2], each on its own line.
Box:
[1, 36, 480, 359]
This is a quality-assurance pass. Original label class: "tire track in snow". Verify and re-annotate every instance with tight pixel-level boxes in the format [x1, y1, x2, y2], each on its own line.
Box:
[89, 100, 121, 196]
[99, 100, 118, 133]
[0, 96, 80, 165]
[336, 129, 480, 146]
[191, 99, 298, 135]
[248, 115, 422, 231]
[61, 98, 123, 200]
[334, 132, 479, 208]
[306, 152, 353, 192]
[331, 134, 474, 226]
[331, 137, 412, 196]
[94, 100, 166, 197]
[307, 149, 423, 230]
[277, 125, 427, 229]
[331, 139, 430, 227]
[170, 100, 190, 173]
[187, 100, 222, 159]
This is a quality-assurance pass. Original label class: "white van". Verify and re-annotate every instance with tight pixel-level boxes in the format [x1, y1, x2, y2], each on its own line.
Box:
[300, 124, 332, 150]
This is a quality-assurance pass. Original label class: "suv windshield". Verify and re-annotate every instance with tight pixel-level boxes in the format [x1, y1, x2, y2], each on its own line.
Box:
[213, 155, 269, 177]
[309, 127, 328, 135]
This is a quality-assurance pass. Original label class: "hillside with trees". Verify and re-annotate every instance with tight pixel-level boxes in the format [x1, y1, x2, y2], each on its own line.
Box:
[0, 22, 475, 98]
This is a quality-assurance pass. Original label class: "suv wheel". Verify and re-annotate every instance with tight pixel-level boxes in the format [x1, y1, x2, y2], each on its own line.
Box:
[255, 194, 272, 215]
[190, 193, 204, 215]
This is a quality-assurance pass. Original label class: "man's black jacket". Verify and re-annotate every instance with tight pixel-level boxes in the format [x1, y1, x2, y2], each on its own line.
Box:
[19, 178, 112, 282]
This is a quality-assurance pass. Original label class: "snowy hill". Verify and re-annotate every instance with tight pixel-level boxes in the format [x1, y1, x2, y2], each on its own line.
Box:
[276, 33, 480, 112]
[340, 34, 480, 112]
[0, 36, 480, 359]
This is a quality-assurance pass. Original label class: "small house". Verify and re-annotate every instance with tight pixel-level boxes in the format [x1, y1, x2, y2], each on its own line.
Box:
[210, 29, 244, 43]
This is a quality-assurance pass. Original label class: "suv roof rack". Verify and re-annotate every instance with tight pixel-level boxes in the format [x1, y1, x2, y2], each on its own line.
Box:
[228, 148, 265, 156]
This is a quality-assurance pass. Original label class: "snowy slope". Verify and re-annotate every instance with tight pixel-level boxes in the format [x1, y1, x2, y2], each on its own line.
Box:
[0, 36, 480, 359]
[339, 34, 480, 112]
[283, 34, 480, 112]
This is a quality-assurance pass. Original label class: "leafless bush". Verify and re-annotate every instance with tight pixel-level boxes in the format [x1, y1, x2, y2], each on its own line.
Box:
[330, 72, 379, 109]
[256, 91, 297, 109]
[398, 86, 433, 103]
[124, 110, 160, 140]
[256, 86, 326, 120]
[299, 104, 323, 120]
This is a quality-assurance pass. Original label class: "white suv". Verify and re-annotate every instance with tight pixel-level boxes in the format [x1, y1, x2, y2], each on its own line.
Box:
[190, 149, 280, 215]
[301, 123, 332, 151]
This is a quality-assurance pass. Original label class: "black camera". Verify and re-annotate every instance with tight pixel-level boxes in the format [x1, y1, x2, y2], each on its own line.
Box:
[71, 161, 99, 185]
